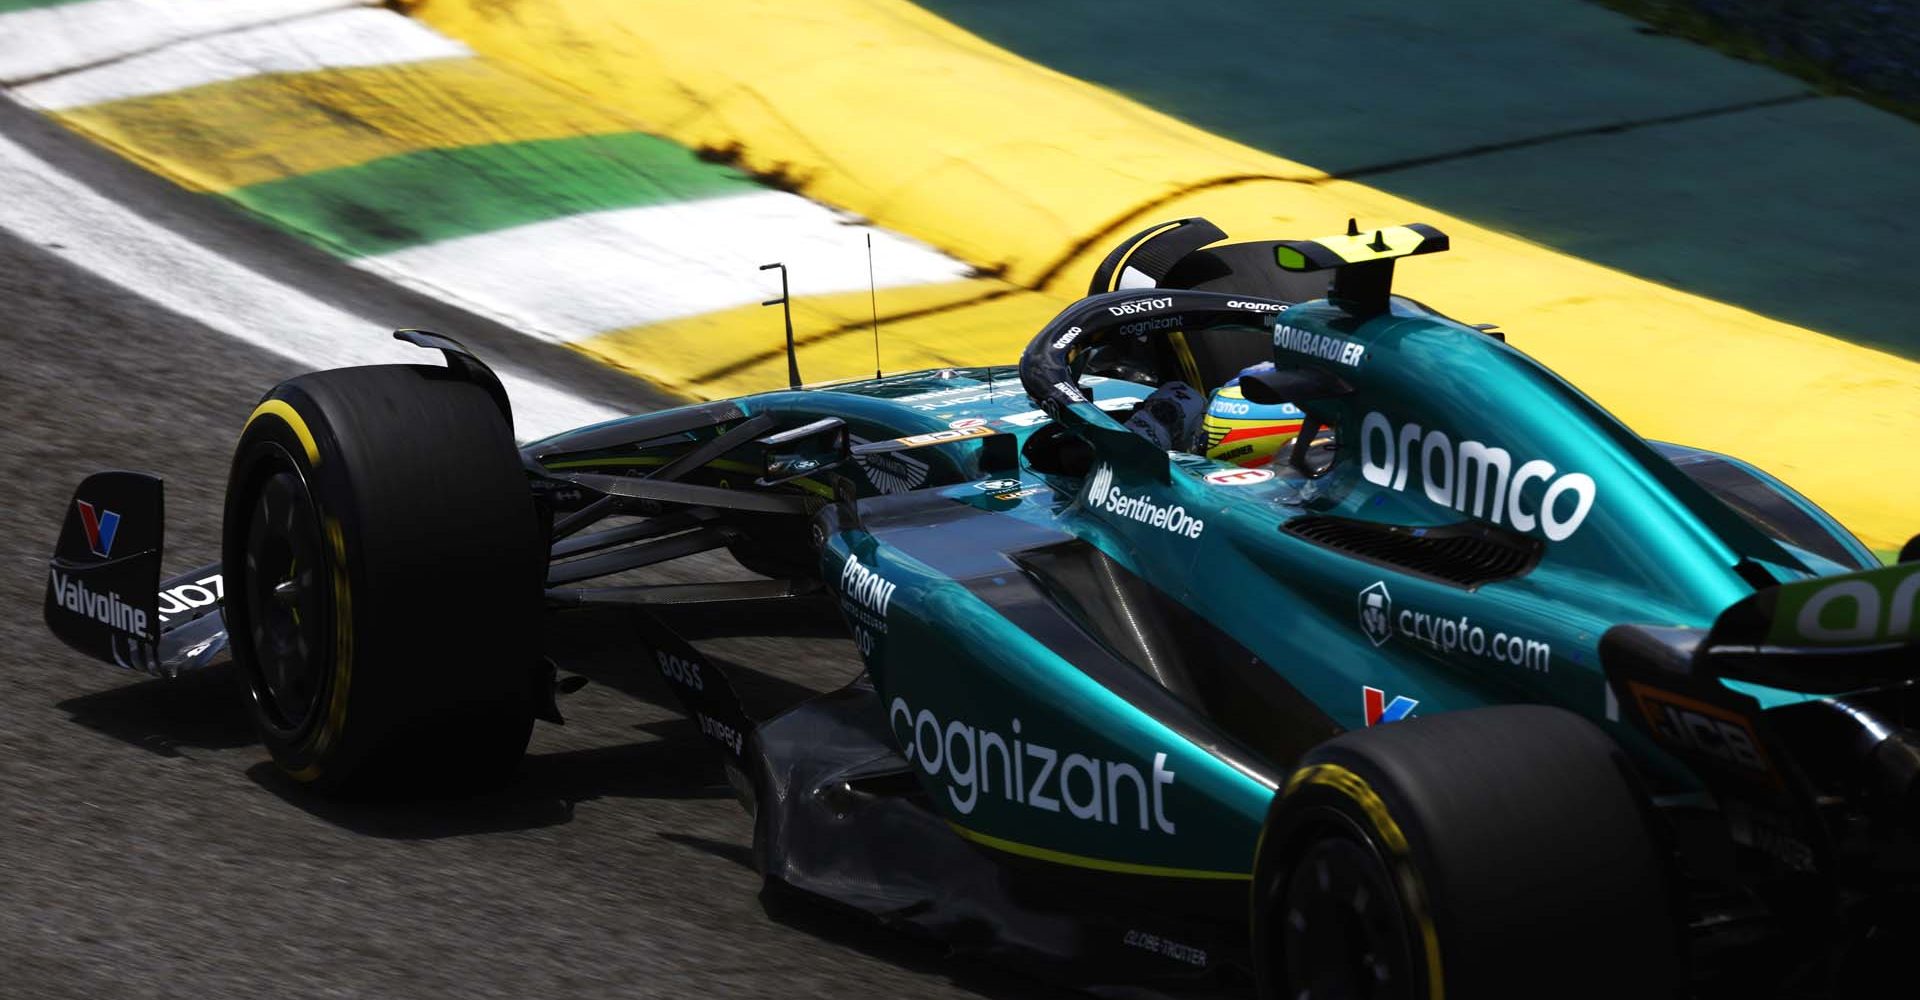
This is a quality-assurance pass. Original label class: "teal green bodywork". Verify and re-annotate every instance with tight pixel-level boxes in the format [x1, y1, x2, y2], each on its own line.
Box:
[530, 294, 1876, 882]
[837, 535, 1274, 877]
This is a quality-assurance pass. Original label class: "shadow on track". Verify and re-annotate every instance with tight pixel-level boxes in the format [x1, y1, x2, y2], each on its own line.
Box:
[56, 664, 254, 758]
[757, 883, 1083, 1000]
[54, 605, 834, 763]
[244, 720, 732, 840]
[51, 605, 840, 841]
[47, 620, 1069, 999]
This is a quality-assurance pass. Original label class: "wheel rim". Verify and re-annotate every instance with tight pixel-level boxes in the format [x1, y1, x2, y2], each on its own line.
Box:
[243, 466, 327, 734]
[1282, 831, 1415, 1000]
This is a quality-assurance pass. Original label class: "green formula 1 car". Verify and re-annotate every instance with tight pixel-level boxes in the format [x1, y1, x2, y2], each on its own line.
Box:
[44, 217, 1920, 998]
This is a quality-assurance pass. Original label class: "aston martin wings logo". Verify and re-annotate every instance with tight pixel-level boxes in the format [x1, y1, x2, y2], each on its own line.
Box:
[850, 435, 930, 494]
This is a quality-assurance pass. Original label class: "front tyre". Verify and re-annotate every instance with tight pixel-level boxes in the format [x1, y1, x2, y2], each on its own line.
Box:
[1252, 705, 1679, 999]
[223, 365, 544, 795]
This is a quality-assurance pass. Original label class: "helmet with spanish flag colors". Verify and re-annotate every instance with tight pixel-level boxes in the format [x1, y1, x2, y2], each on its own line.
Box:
[1202, 363, 1305, 468]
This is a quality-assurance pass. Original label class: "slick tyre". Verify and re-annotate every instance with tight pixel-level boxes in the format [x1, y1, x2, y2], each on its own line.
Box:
[1252, 705, 1678, 1000]
[223, 365, 543, 796]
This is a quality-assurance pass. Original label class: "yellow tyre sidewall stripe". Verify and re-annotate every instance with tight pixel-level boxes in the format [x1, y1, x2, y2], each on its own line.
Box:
[1286, 763, 1445, 999]
[245, 398, 320, 465]
[242, 398, 354, 781]
[318, 513, 354, 770]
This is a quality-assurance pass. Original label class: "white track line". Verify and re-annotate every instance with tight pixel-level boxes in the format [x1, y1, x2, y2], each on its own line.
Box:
[0, 127, 624, 440]
[0, 0, 367, 84]
[358, 191, 974, 342]
[13, 6, 466, 110]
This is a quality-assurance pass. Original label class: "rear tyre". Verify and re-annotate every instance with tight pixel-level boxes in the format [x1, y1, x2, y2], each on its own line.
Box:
[1252, 705, 1679, 999]
[223, 365, 543, 795]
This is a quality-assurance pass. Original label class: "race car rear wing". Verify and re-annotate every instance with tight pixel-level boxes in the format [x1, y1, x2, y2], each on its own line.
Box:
[43, 471, 228, 677]
[1602, 557, 1920, 851]
[1697, 559, 1920, 694]
[1604, 559, 1920, 697]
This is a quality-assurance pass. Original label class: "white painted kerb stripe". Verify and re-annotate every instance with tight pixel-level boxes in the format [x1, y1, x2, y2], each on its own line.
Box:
[357, 191, 974, 343]
[0, 0, 367, 84]
[0, 128, 623, 440]
[13, 6, 468, 110]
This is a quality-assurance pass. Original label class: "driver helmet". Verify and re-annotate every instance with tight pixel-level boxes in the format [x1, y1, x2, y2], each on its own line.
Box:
[1202, 363, 1306, 468]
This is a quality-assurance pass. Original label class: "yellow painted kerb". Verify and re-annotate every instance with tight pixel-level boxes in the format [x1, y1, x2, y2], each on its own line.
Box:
[52, 57, 640, 192]
[411, 0, 1920, 550]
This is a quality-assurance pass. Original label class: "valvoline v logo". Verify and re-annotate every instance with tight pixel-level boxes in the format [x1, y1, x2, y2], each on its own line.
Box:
[1363, 686, 1418, 727]
[75, 500, 121, 558]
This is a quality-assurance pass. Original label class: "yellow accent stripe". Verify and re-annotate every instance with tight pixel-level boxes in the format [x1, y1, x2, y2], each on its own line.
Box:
[412, 0, 1920, 550]
[245, 399, 320, 465]
[1288, 764, 1444, 997]
[947, 821, 1253, 881]
[542, 456, 834, 499]
[1105, 220, 1183, 292]
[1166, 329, 1205, 389]
[543, 457, 670, 469]
[51, 57, 637, 193]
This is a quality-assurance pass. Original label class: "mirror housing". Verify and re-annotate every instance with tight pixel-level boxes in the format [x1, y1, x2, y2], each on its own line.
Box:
[1239, 367, 1353, 406]
[757, 417, 848, 486]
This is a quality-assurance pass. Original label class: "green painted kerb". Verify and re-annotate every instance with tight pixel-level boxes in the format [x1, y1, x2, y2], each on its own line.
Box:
[0, 0, 94, 13]
[225, 131, 759, 257]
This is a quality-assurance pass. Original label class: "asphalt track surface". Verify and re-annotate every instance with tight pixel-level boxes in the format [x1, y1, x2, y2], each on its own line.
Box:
[0, 101, 1071, 999]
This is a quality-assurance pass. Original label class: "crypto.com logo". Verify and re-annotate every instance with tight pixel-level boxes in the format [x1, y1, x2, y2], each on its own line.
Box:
[1358, 581, 1392, 647]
